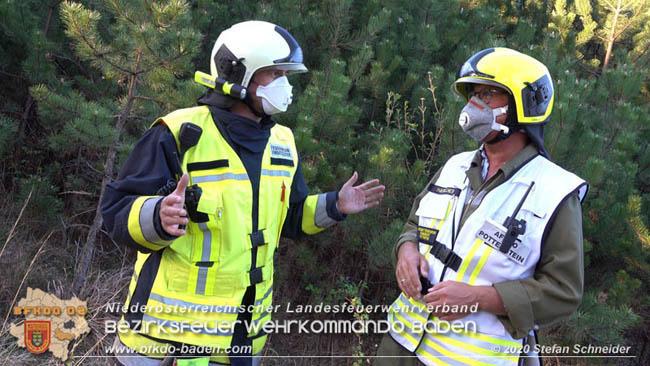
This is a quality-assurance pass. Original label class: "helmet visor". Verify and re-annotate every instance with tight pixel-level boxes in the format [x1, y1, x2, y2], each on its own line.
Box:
[273, 26, 306, 67]
[458, 48, 496, 79]
[272, 63, 308, 74]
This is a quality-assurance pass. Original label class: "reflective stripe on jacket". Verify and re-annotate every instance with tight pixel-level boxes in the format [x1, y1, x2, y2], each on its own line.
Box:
[121, 106, 325, 354]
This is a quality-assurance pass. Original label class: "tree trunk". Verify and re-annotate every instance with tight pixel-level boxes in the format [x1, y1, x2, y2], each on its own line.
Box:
[44, 1, 58, 37]
[71, 51, 142, 297]
[603, 1, 621, 71]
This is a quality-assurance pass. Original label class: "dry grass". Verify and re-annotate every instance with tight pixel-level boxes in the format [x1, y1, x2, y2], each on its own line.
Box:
[0, 188, 133, 365]
[0, 188, 32, 260]
[0, 263, 131, 366]
[1, 231, 52, 335]
[65, 265, 132, 366]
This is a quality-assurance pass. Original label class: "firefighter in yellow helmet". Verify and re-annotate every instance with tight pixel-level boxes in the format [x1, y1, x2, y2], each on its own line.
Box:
[101, 21, 385, 366]
[376, 48, 588, 365]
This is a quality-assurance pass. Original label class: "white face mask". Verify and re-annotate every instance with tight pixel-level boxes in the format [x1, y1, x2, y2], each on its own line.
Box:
[458, 96, 509, 142]
[255, 76, 293, 115]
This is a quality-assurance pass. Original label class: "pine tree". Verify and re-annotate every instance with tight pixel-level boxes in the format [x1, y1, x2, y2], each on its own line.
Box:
[0, 0, 71, 220]
[548, 0, 650, 70]
[1, 0, 650, 360]
[597, 0, 649, 70]
[37, 0, 202, 295]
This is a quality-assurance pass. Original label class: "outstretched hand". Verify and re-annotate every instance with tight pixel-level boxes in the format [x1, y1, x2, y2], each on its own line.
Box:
[159, 173, 189, 236]
[336, 171, 386, 214]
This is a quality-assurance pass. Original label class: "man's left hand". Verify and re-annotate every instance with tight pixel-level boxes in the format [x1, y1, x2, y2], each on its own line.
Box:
[337, 171, 386, 214]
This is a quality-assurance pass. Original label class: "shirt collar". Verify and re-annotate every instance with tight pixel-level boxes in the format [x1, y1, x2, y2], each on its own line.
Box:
[470, 143, 539, 181]
[500, 144, 539, 180]
[209, 107, 275, 154]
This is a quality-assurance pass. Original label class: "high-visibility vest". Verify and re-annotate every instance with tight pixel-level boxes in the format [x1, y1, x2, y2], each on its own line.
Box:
[388, 151, 587, 366]
[120, 106, 323, 357]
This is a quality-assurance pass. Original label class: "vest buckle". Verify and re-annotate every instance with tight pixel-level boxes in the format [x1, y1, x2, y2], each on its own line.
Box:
[250, 230, 266, 248]
[249, 267, 264, 285]
[430, 241, 462, 272]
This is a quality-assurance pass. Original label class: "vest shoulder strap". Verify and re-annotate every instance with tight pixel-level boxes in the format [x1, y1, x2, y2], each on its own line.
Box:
[150, 106, 212, 150]
[435, 150, 476, 187]
[270, 123, 294, 142]
[487, 155, 587, 217]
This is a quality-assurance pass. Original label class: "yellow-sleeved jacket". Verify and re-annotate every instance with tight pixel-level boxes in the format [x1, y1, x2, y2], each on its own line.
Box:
[101, 105, 343, 361]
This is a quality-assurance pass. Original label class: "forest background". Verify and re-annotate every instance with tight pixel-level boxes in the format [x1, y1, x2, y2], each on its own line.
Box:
[0, 0, 649, 365]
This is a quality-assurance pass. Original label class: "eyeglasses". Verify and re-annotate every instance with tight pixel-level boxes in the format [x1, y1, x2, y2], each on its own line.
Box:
[468, 88, 508, 103]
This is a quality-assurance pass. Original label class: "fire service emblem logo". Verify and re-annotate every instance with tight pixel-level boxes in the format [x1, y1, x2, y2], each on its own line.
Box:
[25, 320, 51, 354]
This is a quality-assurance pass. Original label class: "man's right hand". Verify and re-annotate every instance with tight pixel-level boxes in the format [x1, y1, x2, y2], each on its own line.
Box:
[395, 241, 429, 300]
[160, 173, 189, 236]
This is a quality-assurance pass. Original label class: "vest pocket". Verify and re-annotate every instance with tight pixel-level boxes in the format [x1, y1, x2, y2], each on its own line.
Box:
[163, 250, 191, 293]
[189, 192, 223, 264]
[416, 191, 455, 222]
[416, 191, 456, 244]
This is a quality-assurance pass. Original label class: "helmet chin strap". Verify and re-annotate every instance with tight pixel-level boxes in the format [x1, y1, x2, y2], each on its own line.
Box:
[486, 105, 521, 144]
[486, 94, 520, 144]
[486, 124, 521, 144]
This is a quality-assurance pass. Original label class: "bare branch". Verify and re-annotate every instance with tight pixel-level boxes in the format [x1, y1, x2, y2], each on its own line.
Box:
[0, 69, 27, 81]
[47, 52, 92, 78]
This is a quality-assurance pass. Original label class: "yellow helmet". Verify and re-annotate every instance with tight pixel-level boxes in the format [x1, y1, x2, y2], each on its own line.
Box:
[452, 47, 554, 124]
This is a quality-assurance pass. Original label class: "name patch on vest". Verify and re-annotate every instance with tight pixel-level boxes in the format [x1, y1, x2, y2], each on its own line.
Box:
[427, 184, 461, 196]
[476, 219, 531, 265]
[270, 143, 293, 160]
[417, 226, 438, 245]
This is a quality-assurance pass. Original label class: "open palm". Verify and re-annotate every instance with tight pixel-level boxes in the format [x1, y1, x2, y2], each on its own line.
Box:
[337, 172, 386, 214]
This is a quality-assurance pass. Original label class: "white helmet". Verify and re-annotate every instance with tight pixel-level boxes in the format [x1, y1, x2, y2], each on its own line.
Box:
[210, 21, 308, 89]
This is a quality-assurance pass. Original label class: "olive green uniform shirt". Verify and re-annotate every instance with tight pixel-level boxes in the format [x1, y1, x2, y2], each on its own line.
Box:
[393, 144, 584, 339]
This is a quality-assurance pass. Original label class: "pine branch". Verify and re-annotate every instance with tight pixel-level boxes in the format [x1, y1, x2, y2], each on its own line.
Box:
[139, 35, 190, 75]
[47, 52, 92, 79]
[602, 0, 616, 9]
[133, 95, 165, 104]
[137, 50, 191, 75]
[628, 195, 650, 249]
[108, 0, 138, 27]
[0, 69, 28, 81]
[631, 43, 650, 64]
[147, 0, 184, 29]
[124, 114, 150, 122]
[63, 3, 132, 75]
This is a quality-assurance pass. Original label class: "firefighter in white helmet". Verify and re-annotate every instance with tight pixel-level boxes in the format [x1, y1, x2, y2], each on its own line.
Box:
[377, 48, 588, 366]
[102, 20, 385, 366]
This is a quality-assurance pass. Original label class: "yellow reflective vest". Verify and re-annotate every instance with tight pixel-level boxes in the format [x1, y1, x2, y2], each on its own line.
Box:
[119, 106, 328, 358]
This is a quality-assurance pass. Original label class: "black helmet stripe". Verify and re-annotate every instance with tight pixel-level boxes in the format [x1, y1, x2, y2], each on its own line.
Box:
[273, 25, 304, 64]
[458, 48, 496, 79]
